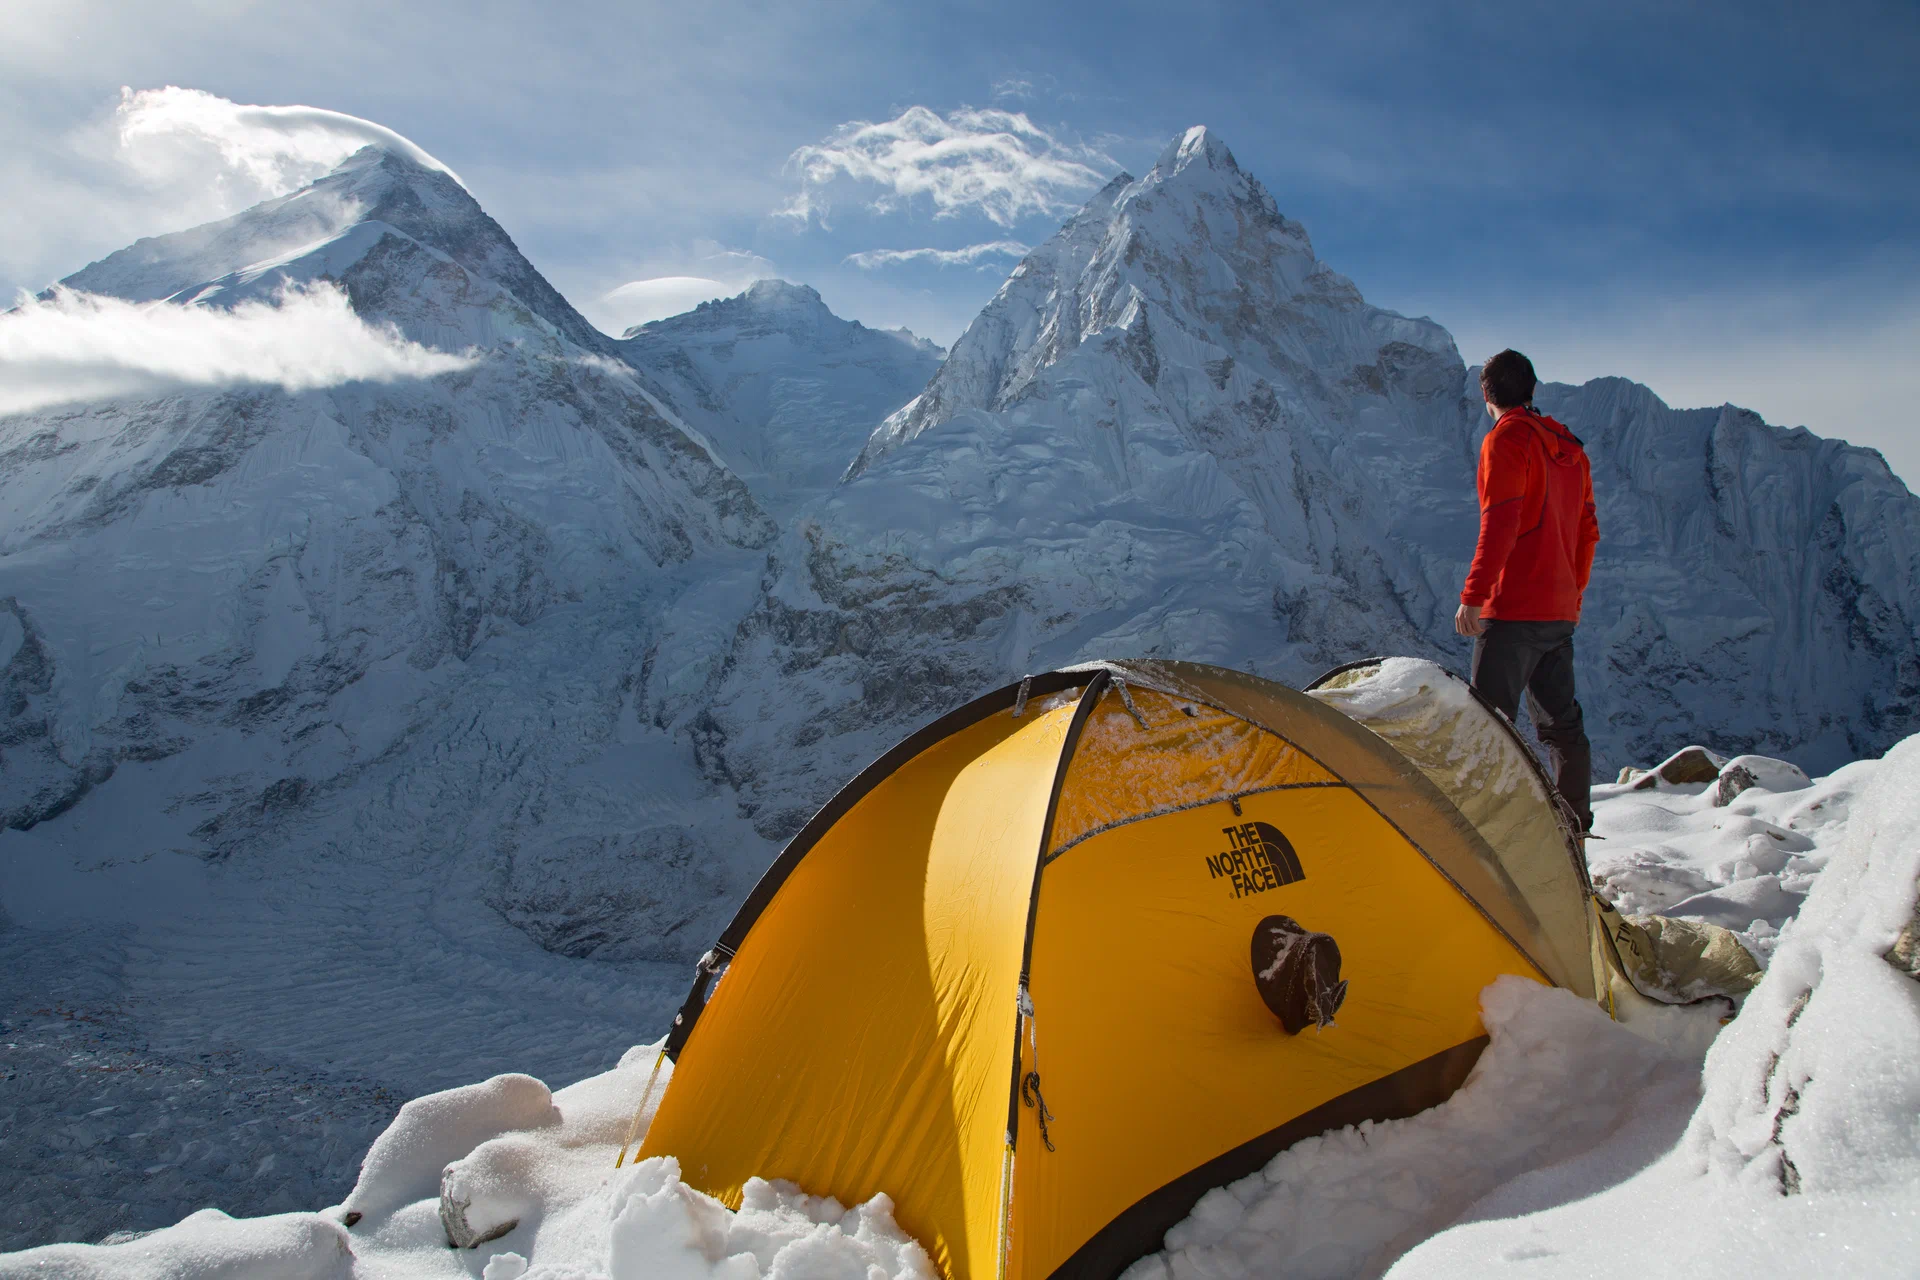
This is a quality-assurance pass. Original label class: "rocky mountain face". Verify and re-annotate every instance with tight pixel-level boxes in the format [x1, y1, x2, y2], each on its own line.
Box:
[1533, 376, 1920, 766]
[4, 132, 1917, 989]
[677, 127, 1919, 845]
[620, 280, 944, 520]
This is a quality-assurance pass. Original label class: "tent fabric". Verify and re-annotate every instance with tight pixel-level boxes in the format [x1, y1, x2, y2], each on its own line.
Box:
[639, 694, 1084, 1280]
[1018, 758, 1530, 1280]
[1596, 898, 1763, 1000]
[1104, 661, 1567, 990]
[1303, 657, 1597, 999]
[637, 660, 1608, 1280]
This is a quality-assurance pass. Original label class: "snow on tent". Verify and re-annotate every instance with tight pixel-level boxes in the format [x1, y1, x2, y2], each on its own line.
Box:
[632, 658, 1751, 1280]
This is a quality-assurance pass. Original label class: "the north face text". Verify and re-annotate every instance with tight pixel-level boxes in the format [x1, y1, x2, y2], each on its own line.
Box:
[1204, 820, 1306, 899]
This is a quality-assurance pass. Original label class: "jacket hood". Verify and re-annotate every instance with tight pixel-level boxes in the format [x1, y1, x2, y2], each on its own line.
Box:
[1500, 407, 1585, 466]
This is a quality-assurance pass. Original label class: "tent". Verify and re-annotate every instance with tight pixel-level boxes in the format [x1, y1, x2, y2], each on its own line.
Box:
[632, 658, 1716, 1280]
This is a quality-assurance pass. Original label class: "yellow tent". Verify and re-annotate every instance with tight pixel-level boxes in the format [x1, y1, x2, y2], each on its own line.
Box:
[634, 659, 1637, 1280]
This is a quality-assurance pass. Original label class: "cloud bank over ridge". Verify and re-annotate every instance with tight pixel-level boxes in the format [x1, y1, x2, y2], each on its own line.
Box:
[0, 283, 478, 416]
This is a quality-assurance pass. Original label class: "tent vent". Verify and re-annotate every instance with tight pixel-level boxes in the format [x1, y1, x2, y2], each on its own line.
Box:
[1252, 915, 1349, 1034]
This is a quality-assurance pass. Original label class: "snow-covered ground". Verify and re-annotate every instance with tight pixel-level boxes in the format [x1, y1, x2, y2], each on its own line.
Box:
[1586, 748, 1866, 970]
[6, 733, 1914, 1277]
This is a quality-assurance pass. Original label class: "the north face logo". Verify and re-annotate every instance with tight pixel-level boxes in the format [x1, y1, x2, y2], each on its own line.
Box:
[1204, 820, 1305, 899]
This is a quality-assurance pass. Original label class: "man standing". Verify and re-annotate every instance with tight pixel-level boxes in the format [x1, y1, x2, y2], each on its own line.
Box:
[1454, 349, 1600, 832]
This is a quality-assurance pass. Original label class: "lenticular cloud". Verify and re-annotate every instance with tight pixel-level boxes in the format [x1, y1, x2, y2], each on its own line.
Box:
[0, 284, 478, 415]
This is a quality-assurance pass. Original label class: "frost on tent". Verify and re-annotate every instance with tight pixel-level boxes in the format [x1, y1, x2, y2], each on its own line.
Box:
[1048, 683, 1338, 856]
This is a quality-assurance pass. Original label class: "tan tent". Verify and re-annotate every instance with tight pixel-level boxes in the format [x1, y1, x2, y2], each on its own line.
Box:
[630, 658, 1752, 1280]
[1306, 656, 1761, 1012]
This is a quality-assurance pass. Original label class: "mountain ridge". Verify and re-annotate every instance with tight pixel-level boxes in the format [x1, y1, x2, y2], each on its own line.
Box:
[2, 129, 1915, 972]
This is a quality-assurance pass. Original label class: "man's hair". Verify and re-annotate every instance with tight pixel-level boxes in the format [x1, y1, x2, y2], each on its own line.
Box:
[1480, 349, 1537, 410]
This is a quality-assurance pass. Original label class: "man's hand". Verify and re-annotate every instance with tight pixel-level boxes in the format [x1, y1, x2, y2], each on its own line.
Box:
[1454, 603, 1486, 637]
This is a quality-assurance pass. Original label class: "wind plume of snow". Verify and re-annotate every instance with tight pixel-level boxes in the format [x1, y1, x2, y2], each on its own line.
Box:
[114, 86, 462, 197]
[779, 106, 1113, 228]
[1, 87, 458, 302]
[0, 284, 478, 415]
[845, 241, 1030, 270]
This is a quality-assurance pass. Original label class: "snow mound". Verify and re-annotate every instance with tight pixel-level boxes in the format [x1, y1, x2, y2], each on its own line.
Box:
[1688, 735, 1920, 1197]
[342, 1072, 560, 1222]
[1122, 977, 1699, 1280]
[0, 1210, 352, 1280]
[597, 1157, 936, 1280]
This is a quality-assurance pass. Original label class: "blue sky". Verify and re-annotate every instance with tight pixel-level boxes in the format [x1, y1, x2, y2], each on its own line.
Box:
[5, 0, 1916, 480]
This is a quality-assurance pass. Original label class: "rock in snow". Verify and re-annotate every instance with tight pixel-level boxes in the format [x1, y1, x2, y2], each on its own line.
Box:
[1, 125, 1918, 1257]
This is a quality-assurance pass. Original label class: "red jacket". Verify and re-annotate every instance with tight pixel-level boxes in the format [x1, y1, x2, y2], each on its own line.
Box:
[1462, 407, 1599, 621]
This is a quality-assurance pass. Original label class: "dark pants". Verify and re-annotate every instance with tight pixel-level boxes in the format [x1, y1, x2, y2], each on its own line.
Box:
[1471, 619, 1593, 831]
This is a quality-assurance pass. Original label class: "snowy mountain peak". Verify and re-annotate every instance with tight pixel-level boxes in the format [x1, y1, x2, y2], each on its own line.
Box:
[61, 144, 609, 352]
[850, 126, 1377, 472]
[744, 278, 827, 309]
[1154, 124, 1241, 179]
[625, 279, 938, 358]
[624, 280, 845, 343]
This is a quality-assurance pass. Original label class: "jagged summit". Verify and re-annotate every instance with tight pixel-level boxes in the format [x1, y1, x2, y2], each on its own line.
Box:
[623, 279, 836, 341]
[1152, 124, 1242, 178]
[744, 278, 827, 308]
[851, 125, 1397, 473]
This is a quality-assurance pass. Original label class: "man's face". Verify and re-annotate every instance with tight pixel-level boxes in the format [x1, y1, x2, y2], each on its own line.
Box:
[1485, 399, 1500, 420]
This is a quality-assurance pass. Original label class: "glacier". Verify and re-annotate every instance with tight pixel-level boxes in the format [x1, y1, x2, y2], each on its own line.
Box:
[1, 126, 1917, 1247]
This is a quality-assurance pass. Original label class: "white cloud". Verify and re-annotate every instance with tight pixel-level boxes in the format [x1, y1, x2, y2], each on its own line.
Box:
[844, 241, 1030, 270]
[591, 242, 778, 334]
[0, 283, 477, 416]
[1, 86, 457, 298]
[779, 106, 1113, 229]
